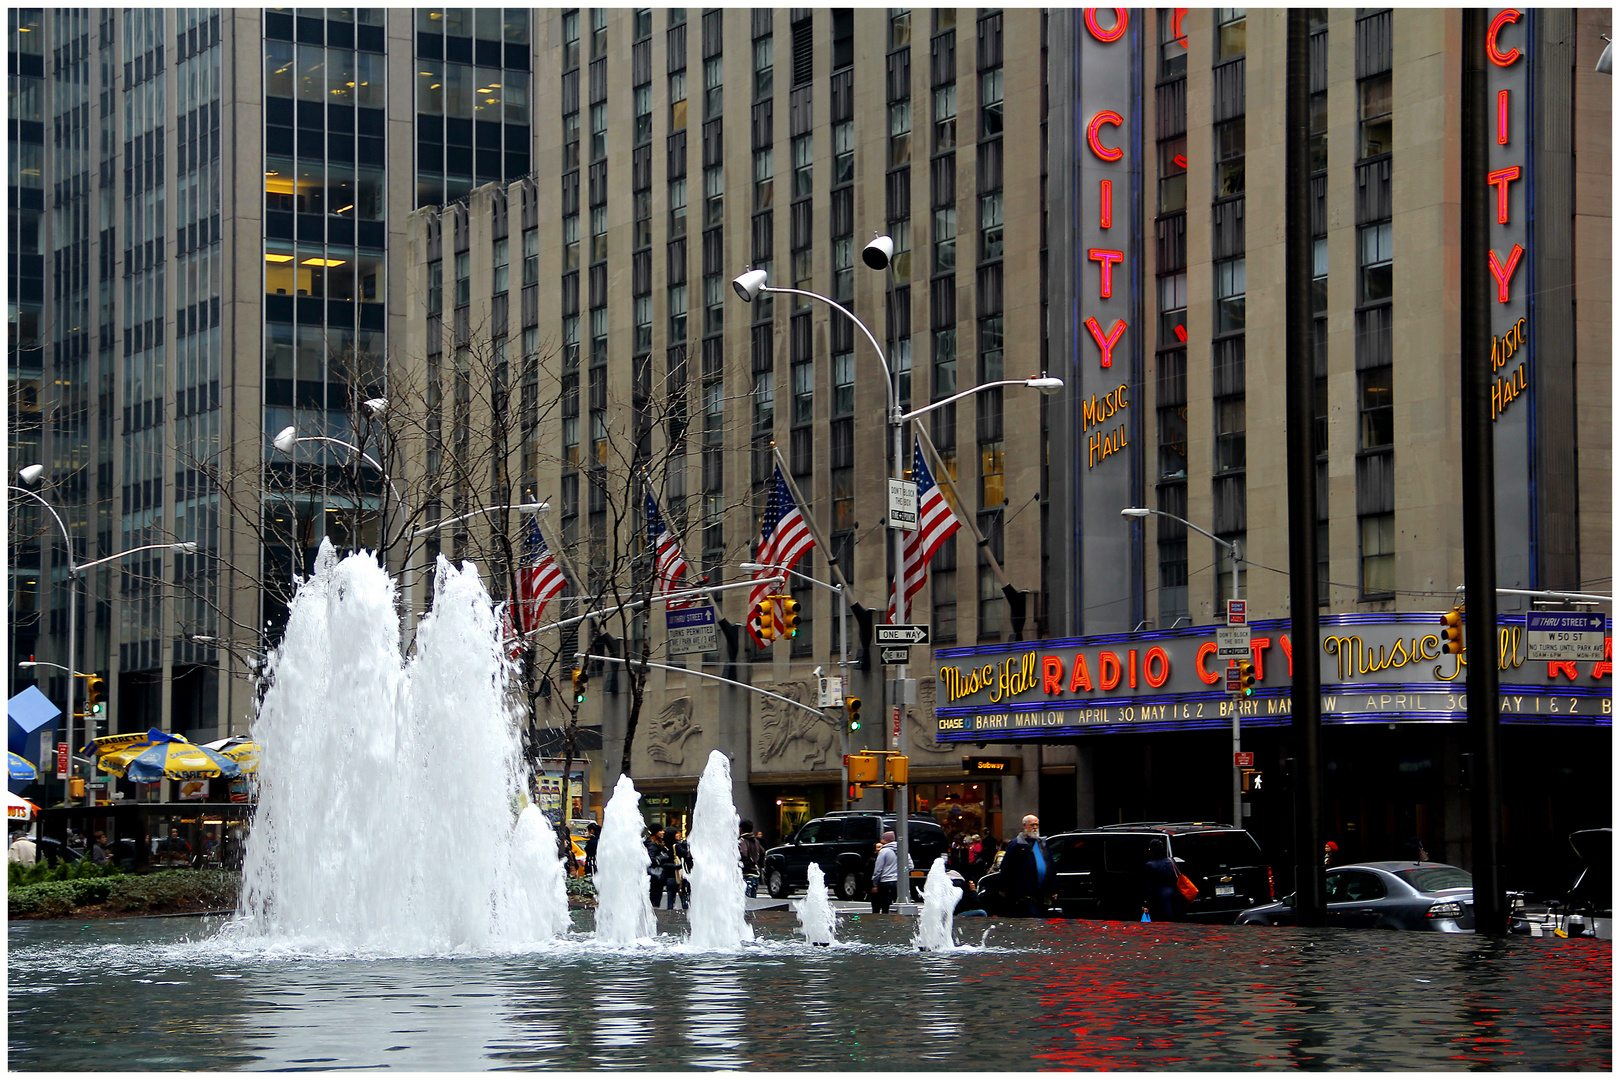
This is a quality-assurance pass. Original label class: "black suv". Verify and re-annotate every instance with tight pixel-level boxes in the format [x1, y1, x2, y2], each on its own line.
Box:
[980, 822, 1273, 921]
[762, 812, 950, 901]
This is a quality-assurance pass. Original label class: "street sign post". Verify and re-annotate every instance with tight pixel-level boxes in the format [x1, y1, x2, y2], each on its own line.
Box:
[1216, 625, 1251, 660]
[887, 478, 918, 531]
[876, 624, 930, 645]
[879, 645, 911, 666]
[1524, 611, 1608, 661]
[1224, 663, 1243, 695]
[665, 605, 718, 656]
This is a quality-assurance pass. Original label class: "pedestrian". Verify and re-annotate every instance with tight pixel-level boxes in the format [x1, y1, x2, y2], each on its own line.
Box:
[673, 829, 693, 910]
[968, 833, 1000, 884]
[869, 830, 911, 914]
[1143, 838, 1179, 921]
[1402, 835, 1428, 863]
[584, 822, 600, 874]
[739, 818, 767, 898]
[646, 826, 677, 909]
[1322, 840, 1339, 868]
[948, 833, 973, 877]
[91, 831, 111, 866]
[998, 815, 1051, 917]
[8, 830, 36, 866]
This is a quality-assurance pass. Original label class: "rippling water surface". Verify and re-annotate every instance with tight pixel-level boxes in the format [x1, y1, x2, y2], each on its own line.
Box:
[8, 910, 1609, 1071]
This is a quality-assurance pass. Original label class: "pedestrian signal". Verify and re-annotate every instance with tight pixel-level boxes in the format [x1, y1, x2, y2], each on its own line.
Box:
[884, 754, 909, 785]
[779, 596, 800, 638]
[1439, 606, 1466, 654]
[848, 782, 864, 801]
[844, 753, 881, 784]
[845, 696, 862, 730]
[1241, 768, 1263, 794]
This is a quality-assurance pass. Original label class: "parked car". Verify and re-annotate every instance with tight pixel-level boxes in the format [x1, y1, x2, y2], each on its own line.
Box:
[1237, 861, 1476, 932]
[762, 812, 949, 901]
[977, 822, 1273, 921]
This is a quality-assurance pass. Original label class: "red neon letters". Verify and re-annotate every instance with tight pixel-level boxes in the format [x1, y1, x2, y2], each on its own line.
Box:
[1088, 249, 1125, 299]
[1487, 166, 1520, 225]
[1099, 179, 1113, 229]
[1084, 317, 1127, 369]
[1087, 110, 1124, 162]
[1171, 8, 1189, 50]
[1486, 9, 1522, 67]
[1488, 244, 1524, 303]
[1083, 8, 1128, 43]
[1497, 89, 1510, 145]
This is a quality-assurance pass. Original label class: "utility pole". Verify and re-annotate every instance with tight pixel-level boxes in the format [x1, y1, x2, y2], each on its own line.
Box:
[1460, 7, 1507, 936]
[1284, 8, 1325, 926]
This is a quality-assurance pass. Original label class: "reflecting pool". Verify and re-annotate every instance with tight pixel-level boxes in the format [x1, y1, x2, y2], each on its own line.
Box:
[8, 911, 1609, 1071]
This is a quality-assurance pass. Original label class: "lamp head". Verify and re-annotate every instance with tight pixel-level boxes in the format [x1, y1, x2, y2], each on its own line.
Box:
[174, 541, 200, 553]
[1599, 36, 1613, 74]
[1120, 507, 1152, 518]
[732, 268, 769, 302]
[739, 562, 767, 572]
[861, 234, 896, 271]
[1025, 376, 1064, 394]
[272, 426, 299, 454]
[518, 502, 549, 514]
[361, 397, 388, 417]
[17, 464, 45, 487]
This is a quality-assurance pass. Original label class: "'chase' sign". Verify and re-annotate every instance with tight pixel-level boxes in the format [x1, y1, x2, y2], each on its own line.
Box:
[933, 614, 1611, 740]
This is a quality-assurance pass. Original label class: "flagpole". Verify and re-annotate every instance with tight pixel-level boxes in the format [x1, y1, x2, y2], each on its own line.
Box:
[915, 424, 1009, 591]
[771, 445, 858, 602]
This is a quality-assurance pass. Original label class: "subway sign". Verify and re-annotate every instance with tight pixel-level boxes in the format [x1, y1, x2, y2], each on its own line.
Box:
[932, 614, 1611, 740]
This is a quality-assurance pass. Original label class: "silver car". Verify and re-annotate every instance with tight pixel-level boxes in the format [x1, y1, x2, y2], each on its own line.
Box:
[1236, 862, 1475, 932]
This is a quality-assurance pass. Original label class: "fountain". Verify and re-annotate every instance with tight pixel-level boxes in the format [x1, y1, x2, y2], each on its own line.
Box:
[912, 856, 957, 952]
[792, 863, 837, 946]
[229, 543, 568, 953]
[686, 750, 754, 949]
[592, 774, 658, 944]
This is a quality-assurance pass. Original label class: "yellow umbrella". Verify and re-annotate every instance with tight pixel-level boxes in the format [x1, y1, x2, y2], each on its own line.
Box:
[88, 731, 159, 779]
[203, 737, 259, 774]
[123, 732, 242, 782]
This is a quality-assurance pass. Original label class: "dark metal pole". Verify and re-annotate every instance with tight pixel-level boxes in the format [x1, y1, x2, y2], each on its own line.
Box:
[1460, 8, 1507, 936]
[1284, 9, 1325, 926]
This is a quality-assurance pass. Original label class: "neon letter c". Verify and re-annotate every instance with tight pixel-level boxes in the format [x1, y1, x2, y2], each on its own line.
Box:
[1087, 110, 1124, 162]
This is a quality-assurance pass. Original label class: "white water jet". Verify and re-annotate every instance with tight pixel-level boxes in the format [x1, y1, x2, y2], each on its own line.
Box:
[792, 863, 837, 946]
[912, 857, 958, 952]
[592, 774, 658, 944]
[685, 750, 753, 949]
[232, 544, 568, 953]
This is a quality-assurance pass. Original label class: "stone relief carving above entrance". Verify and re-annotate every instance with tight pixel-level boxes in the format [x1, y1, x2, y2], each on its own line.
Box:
[907, 676, 950, 756]
[757, 680, 837, 770]
[647, 696, 702, 766]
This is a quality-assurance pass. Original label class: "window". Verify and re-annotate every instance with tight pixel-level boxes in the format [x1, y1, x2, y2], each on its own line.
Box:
[890, 9, 911, 49]
[832, 121, 854, 186]
[704, 165, 723, 227]
[933, 327, 957, 396]
[669, 177, 687, 237]
[562, 314, 580, 370]
[1158, 404, 1188, 479]
[832, 236, 853, 303]
[590, 102, 607, 161]
[792, 359, 813, 423]
[522, 227, 539, 285]
[832, 349, 855, 416]
[704, 56, 723, 120]
[670, 69, 687, 130]
[454, 251, 469, 306]
[1216, 8, 1246, 60]
[492, 237, 509, 294]
[427, 259, 443, 314]
[1159, 7, 1188, 79]
[979, 67, 1003, 138]
[1312, 237, 1328, 313]
[1159, 135, 1187, 212]
[1359, 222, 1392, 304]
[933, 205, 956, 273]
[792, 247, 813, 296]
[1159, 535, 1189, 625]
[1215, 117, 1245, 198]
[704, 274, 724, 335]
[1359, 366, 1393, 449]
[933, 83, 957, 151]
[633, 190, 651, 248]
[889, 100, 912, 167]
[1309, 90, 1327, 172]
[979, 315, 1004, 382]
[591, 307, 608, 363]
[1159, 271, 1188, 344]
[590, 7, 606, 59]
[979, 441, 1005, 507]
[979, 562, 1006, 639]
[753, 370, 774, 433]
[562, 110, 580, 171]
[754, 35, 773, 100]
[792, 134, 812, 197]
[590, 206, 608, 263]
[1214, 396, 1246, 473]
[1360, 513, 1395, 595]
[1359, 73, 1392, 159]
[1214, 257, 1245, 335]
[889, 217, 912, 280]
[562, 10, 579, 69]
[979, 192, 1003, 262]
[668, 283, 688, 342]
[894, 335, 913, 410]
[563, 213, 580, 269]
[753, 147, 773, 209]
[635, 8, 652, 40]
[563, 415, 580, 467]
[634, 83, 652, 145]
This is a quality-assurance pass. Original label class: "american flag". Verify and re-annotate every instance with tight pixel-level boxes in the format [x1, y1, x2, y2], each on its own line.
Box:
[645, 491, 694, 606]
[514, 515, 568, 634]
[747, 465, 815, 646]
[887, 438, 962, 622]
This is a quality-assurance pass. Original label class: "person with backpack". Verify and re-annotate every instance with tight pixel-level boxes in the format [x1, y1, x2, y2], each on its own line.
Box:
[739, 818, 767, 898]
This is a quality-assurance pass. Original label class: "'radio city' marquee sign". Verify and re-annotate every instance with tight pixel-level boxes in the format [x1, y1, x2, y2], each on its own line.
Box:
[933, 614, 1611, 740]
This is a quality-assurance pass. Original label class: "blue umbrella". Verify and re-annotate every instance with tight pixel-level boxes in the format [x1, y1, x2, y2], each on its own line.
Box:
[8, 751, 37, 781]
[122, 730, 243, 782]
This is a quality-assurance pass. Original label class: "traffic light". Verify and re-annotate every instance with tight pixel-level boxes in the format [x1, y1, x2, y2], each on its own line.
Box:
[571, 667, 588, 704]
[754, 598, 777, 642]
[884, 754, 909, 785]
[1237, 659, 1256, 697]
[1439, 606, 1466, 654]
[86, 675, 105, 716]
[844, 753, 881, 783]
[779, 595, 800, 638]
[1241, 768, 1263, 794]
[845, 696, 862, 731]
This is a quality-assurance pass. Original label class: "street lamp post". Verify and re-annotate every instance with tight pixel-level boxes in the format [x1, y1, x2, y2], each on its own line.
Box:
[1122, 506, 1245, 825]
[735, 260, 1062, 894]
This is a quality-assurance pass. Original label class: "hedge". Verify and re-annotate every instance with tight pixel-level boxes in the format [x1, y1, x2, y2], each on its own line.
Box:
[9, 869, 240, 919]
